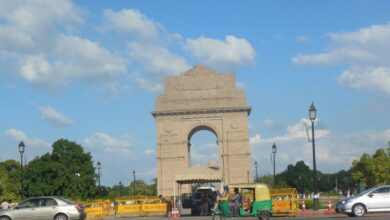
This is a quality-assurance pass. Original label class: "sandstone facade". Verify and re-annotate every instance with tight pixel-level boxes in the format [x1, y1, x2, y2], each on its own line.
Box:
[152, 65, 252, 196]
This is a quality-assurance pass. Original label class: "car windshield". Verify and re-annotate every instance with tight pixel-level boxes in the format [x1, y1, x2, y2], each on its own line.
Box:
[352, 186, 379, 197]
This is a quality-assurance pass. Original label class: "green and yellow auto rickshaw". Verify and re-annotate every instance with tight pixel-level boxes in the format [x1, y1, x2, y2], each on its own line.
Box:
[212, 183, 272, 220]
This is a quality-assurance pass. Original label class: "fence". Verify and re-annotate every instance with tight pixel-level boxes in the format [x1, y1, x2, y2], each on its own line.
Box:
[84, 200, 113, 220]
[116, 196, 167, 217]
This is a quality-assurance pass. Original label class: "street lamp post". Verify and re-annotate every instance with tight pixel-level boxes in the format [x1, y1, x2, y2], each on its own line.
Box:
[74, 172, 80, 197]
[119, 181, 123, 196]
[299, 176, 303, 195]
[309, 102, 319, 210]
[254, 161, 258, 182]
[18, 141, 25, 199]
[272, 143, 277, 186]
[132, 170, 136, 196]
[97, 161, 101, 196]
[97, 161, 101, 187]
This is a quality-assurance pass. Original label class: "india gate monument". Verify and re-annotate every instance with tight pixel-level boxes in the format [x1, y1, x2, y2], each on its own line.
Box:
[152, 65, 252, 196]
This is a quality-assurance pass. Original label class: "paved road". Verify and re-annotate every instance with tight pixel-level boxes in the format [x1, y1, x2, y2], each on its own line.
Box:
[103, 213, 390, 220]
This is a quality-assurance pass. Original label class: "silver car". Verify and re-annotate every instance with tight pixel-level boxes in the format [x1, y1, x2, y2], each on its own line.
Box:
[0, 196, 86, 220]
[336, 185, 390, 217]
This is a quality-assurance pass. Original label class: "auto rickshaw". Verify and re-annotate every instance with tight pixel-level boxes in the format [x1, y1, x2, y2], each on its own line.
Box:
[212, 183, 272, 220]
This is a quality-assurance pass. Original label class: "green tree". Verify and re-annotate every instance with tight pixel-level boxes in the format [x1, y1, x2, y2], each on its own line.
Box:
[0, 160, 21, 200]
[275, 160, 312, 192]
[24, 139, 97, 199]
[351, 148, 390, 187]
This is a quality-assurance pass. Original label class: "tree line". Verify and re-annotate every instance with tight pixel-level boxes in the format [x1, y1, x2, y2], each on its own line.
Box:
[1, 138, 389, 201]
[0, 138, 156, 201]
[256, 145, 390, 195]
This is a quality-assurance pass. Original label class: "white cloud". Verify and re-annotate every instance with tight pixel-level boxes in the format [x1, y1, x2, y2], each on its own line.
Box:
[236, 82, 247, 90]
[84, 132, 134, 153]
[131, 71, 163, 93]
[102, 81, 131, 96]
[0, 0, 83, 53]
[296, 36, 309, 43]
[18, 36, 127, 89]
[292, 23, 390, 95]
[251, 118, 330, 145]
[338, 66, 390, 95]
[250, 119, 390, 173]
[143, 149, 155, 156]
[139, 168, 157, 179]
[102, 9, 160, 41]
[1, 3, 259, 94]
[190, 143, 219, 166]
[128, 42, 190, 92]
[37, 105, 75, 126]
[185, 35, 256, 71]
[250, 134, 262, 145]
[262, 119, 284, 131]
[129, 42, 190, 77]
[0, 1, 127, 91]
[5, 128, 50, 149]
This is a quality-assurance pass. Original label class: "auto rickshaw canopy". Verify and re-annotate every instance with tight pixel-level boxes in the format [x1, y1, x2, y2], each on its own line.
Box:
[228, 183, 271, 202]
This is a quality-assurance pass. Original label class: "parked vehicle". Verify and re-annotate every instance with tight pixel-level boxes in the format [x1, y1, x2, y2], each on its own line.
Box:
[213, 183, 272, 220]
[335, 185, 390, 217]
[0, 196, 86, 220]
[191, 186, 215, 215]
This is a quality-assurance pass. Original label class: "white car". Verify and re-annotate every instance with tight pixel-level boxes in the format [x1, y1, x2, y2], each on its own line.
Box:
[0, 196, 86, 220]
[335, 185, 390, 217]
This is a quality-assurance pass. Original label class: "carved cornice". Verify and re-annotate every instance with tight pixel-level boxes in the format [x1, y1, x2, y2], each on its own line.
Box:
[151, 106, 251, 117]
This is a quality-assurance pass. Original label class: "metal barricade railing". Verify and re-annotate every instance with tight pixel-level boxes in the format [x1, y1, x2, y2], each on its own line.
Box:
[270, 188, 298, 216]
[83, 200, 115, 220]
[116, 196, 167, 217]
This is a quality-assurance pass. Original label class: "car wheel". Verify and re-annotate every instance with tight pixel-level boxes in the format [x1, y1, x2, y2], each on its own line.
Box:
[0, 216, 11, 220]
[352, 204, 366, 217]
[54, 214, 68, 220]
[258, 212, 270, 220]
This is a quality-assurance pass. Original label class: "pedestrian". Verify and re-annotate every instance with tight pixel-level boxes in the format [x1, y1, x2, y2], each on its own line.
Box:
[200, 193, 209, 216]
[213, 189, 222, 210]
[1, 199, 10, 209]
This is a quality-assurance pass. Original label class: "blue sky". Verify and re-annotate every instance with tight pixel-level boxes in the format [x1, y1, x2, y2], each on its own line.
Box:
[1, 0, 390, 186]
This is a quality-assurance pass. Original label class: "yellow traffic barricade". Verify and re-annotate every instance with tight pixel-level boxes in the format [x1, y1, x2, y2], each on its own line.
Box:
[141, 197, 167, 216]
[270, 188, 298, 216]
[116, 196, 167, 217]
[85, 201, 105, 220]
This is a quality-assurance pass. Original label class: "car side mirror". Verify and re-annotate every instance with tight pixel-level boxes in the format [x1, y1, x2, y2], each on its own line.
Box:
[368, 193, 374, 198]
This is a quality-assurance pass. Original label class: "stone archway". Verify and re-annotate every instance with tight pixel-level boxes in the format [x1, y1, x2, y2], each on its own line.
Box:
[187, 124, 219, 167]
[152, 65, 252, 196]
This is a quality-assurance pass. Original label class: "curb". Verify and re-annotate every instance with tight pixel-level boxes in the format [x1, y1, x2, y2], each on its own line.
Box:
[298, 209, 341, 217]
